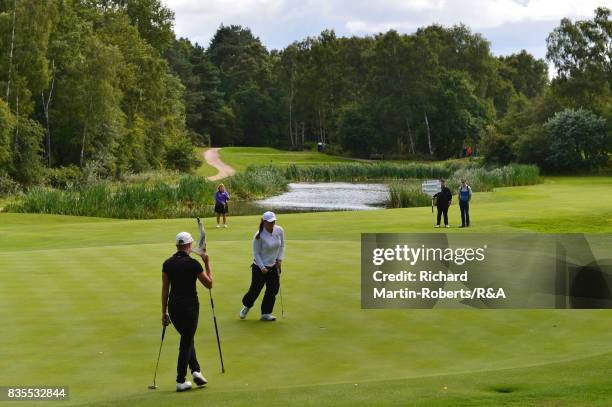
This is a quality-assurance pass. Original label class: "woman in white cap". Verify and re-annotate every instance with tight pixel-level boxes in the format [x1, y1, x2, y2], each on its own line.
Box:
[240, 211, 285, 321]
[161, 231, 213, 391]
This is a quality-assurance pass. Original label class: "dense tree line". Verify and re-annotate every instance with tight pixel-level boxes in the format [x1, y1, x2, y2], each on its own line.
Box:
[482, 7, 611, 172]
[167, 9, 610, 170]
[0, 2, 610, 190]
[0, 0, 193, 187]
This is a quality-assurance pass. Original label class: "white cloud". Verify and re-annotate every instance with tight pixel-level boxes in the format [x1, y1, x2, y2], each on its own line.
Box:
[345, 20, 417, 33]
[162, 0, 606, 53]
[341, 0, 605, 33]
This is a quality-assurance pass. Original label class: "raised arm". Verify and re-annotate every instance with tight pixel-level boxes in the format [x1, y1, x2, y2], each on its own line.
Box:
[197, 253, 213, 289]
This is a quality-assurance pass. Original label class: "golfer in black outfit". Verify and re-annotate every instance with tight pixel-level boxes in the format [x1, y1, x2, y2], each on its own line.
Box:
[433, 179, 452, 228]
[161, 231, 213, 392]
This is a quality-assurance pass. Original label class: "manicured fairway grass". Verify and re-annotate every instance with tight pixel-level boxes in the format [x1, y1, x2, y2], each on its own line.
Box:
[0, 176, 611, 406]
[218, 147, 350, 172]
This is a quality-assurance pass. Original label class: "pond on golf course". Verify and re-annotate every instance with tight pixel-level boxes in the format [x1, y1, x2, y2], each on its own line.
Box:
[255, 182, 390, 212]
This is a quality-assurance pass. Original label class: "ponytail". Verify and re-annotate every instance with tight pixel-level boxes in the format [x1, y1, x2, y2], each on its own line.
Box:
[256, 220, 264, 240]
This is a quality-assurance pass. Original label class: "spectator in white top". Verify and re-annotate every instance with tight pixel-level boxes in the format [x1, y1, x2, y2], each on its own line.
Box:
[240, 211, 285, 321]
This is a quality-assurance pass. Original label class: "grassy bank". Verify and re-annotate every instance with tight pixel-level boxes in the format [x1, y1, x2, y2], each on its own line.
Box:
[0, 177, 611, 406]
[8, 167, 288, 219]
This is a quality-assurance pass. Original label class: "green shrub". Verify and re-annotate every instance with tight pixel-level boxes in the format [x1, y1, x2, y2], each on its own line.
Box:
[481, 125, 515, 165]
[10, 118, 46, 186]
[0, 172, 21, 196]
[165, 137, 202, 173]
[544, 108, 609, 172]
[512, 125, 551, 166]
[45, 166, 83, 189]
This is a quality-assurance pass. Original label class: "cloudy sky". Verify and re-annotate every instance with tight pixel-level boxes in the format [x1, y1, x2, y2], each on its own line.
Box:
[163, 0, 606, 60]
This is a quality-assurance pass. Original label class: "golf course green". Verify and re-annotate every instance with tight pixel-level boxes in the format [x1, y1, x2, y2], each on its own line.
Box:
[1, 176, 611, 406]
[218, 147, 350, 172]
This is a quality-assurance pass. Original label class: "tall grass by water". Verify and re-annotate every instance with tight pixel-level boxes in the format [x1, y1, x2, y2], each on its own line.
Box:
[389, 183, 432, 208]
[449, 164, 540, 191]
[388, 164, 540, 208]
[282, 161, 478, 181]
[8, 162, 539, 216]
[227, 165, 288, 199]
[10, 179, 211, 219]
[9, 167, 288, 219]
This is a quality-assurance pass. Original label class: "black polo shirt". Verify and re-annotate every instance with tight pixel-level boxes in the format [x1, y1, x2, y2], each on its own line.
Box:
[434, 187, 452, 208]
[162, 251, 203, 300]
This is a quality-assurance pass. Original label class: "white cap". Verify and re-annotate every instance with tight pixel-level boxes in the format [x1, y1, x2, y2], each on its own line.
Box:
[176, 232, 194, 245]
[262, 211, 277, 222]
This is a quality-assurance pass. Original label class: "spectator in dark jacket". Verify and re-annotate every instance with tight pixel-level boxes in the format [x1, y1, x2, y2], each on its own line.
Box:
[433, 179, 452, 228]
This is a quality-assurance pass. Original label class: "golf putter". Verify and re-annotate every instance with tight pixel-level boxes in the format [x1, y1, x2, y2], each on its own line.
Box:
[148, 325, 167, 390]
[209, 289, 226, 373]
[192, 217, 206, 256]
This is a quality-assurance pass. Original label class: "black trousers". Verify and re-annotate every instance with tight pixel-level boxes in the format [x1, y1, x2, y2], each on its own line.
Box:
[460, 201, 470, 226]
[242, 264, 280, 314]
[168, 297, 200, 383]
[436, 205, 449, 226]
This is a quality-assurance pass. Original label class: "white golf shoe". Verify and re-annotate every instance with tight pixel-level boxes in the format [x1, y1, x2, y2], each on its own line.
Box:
[216, 224, 220, 228]
[224, 224, 228, 228]
[176, 381, 193, 392]
[240, 306, 250, 319]
[260, 314, 277, 321]
[192, 371, 207, 386]
[445, 225, 450, 228]
[434, 225, 440, 228]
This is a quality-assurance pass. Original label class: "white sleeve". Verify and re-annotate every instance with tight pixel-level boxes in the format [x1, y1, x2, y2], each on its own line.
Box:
[276, 227, 285, 261]
[253, 234, 265, 269]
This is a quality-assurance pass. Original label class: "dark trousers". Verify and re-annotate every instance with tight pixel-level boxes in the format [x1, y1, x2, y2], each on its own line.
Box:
[436, 205, 449, 226]
[460, 200, 470, 226]
[168, 297, 200, 383]
[242, 264, 280, 314]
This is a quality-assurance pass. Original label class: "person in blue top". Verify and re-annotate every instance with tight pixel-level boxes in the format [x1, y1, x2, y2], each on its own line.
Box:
[458, 179, 472, 228]
[214, 184, 230, 228]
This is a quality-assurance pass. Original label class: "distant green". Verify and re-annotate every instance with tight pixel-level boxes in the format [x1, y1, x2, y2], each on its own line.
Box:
[219, 147, 350, 172]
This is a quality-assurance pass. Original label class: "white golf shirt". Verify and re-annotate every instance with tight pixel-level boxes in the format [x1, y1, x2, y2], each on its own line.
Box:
[253, 225, 285, 269]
